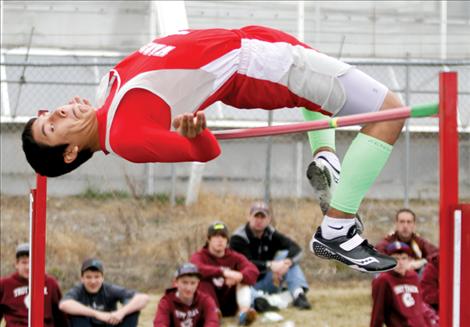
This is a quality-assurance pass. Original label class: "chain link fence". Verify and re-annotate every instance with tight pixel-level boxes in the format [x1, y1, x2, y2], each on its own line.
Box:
[1, 56, 469, 289]
[1, 56, 469, 200]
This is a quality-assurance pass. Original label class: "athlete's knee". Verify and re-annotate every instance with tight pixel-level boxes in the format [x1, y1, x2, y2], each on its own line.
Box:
[380, 91, 404, 111]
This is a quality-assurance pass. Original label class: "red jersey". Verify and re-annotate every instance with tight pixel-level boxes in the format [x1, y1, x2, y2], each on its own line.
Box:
[153, 288, 219, 327]
[420, 252, 439, 312]
[95, 25, 350, 164]
[370, 270, 438, 327]
[0, 272, 68, 327]
[190, 247, 259, 316]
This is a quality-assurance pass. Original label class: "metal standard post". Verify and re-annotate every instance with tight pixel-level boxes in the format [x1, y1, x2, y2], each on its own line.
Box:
[438, 71, 458, 327]
[29, 173, 47, 327]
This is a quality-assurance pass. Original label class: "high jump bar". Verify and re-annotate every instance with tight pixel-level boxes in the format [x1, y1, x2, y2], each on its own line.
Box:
[213, 103, 438, 139]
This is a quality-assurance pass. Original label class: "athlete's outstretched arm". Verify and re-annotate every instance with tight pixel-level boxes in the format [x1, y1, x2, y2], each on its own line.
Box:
[117, 127, 221, 163]
[110, 89, 221, 163]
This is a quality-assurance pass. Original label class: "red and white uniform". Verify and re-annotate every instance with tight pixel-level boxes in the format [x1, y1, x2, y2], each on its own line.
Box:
[95, 25, 351, 163]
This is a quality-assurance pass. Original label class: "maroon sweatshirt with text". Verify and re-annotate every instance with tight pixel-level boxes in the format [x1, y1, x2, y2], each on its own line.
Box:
[154, 288, 219, 327]
[370, 270, 438, 327]
[190, 247, 259, 316]
[0, 272, 68, 327]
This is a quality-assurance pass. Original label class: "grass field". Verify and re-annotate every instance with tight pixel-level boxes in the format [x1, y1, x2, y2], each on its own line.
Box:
[138, 280, 372, 327]
[0, 192, 441, 326]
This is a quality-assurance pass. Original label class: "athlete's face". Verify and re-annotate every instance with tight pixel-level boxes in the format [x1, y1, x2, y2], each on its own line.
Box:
[31, 103, 96, 148]
[81, 270, 104, 294]
[16, 256, 29, 279]
[396, 212, 416, 242]
[207, 234, 228, 257]
[248, 212, 271, 235]
[392, 253, 411, 276]
[175, 275, 199, 302]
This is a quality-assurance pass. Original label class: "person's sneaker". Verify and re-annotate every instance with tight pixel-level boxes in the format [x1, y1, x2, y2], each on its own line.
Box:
[306, 156, 340, 214]
[254, 297, 279, 313]
[238, 308, 257, 326]
[310, 226, 397, 273]
[307, 157, 364, 235]
[292, 293, 311, 310]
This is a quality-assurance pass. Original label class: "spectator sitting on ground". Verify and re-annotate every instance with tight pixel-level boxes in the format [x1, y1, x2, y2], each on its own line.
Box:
[420, 252, 439, 313]
[0, 243, 69, 327]
[370, 241, 439, 327]
[375, 208, 438, 273]
[154, 262, 219, 327]
[59, 258, 149, 327]
[230, 201, 312, 311]
[190, 221, 259, 326]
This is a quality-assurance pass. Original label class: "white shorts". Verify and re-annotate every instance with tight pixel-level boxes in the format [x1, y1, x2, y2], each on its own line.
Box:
[335, 67, 388, 117]
[235, 37, 388, 116]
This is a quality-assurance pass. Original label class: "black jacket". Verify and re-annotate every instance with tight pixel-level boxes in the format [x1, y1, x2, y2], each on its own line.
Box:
[229, 223, 303, 280]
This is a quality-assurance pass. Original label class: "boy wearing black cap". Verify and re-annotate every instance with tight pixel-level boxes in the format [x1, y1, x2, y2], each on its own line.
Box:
[59, 258, 149, 327]
[154, 262, 219, 327]
[370, 242, 438, 327]
[190, 221, 259, 326]
[0, 243, 68, 327]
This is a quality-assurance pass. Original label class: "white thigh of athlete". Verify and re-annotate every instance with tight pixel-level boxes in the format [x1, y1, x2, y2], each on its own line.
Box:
[334, 68, 389, 117]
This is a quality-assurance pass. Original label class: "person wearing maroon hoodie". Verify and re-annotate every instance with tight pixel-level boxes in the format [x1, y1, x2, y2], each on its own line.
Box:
[154, 262, 219, 327]
[190, 221, 259, 326]
[375, 209, 438, 273]
[420, 252, 439, 313]
[0, 243, 69, 327]
[370, 241, 439, 327]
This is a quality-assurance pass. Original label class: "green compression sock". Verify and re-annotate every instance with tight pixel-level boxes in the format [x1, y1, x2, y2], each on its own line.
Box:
[302, 109, 336, 153]
[330, 133, 393, 214]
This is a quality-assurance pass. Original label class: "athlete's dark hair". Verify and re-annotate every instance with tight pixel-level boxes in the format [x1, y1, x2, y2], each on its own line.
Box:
[395, 208, 416, 222]
[21, 118, 94, 177]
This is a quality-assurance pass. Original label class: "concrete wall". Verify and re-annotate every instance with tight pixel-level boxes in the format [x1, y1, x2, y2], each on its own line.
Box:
[2, 1, 470, 58]
[3, 123, 469, 200]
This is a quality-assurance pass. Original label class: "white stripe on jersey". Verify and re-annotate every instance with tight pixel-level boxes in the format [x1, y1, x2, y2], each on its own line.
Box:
[238, 38, 351, 114]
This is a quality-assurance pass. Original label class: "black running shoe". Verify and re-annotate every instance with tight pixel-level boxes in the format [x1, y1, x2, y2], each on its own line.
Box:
[310, 226, 397, 273]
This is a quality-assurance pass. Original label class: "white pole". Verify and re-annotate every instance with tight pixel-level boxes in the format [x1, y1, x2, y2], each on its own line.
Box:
[440, 1, 447, 60]
[149, 1, 158, 38]
[314, 2, 320, 45]
[185, 162, 205, 206]
[1, 54, 11, 117]
[453, 209, 461, 327]
[296, 142, 303, 198]
[297, 1, 305, 42]
[28, 192, 34, 327]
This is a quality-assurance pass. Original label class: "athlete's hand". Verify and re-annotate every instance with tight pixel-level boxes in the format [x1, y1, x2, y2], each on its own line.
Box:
[173, 112, 206, 138]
